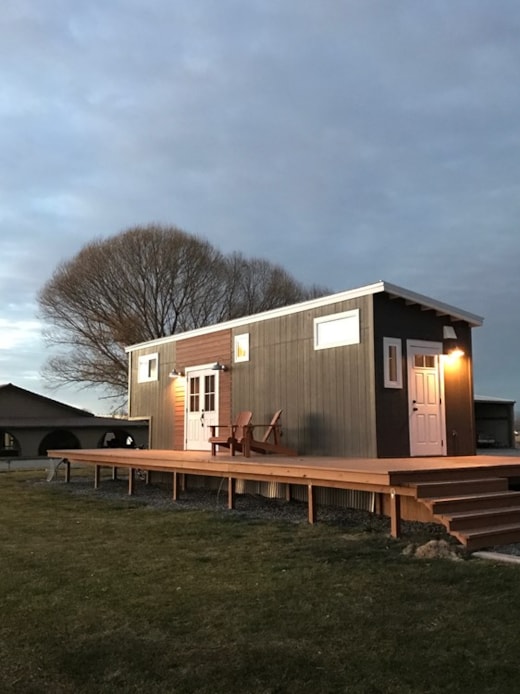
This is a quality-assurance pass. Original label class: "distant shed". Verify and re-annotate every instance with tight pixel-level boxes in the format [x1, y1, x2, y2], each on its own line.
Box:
[474, 395, 516, 449]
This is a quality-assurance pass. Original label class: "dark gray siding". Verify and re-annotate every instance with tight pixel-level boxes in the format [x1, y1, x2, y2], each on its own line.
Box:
[373, 293, 476, 457]
[231, 296, 377, 457]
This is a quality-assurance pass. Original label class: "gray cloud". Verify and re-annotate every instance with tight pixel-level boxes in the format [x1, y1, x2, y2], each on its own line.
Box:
[1, 0, 520, 409]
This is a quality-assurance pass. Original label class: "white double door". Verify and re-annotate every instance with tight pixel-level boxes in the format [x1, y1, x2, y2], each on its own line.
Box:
[185, 366, 220, 451]
[407, 341, 445, 457]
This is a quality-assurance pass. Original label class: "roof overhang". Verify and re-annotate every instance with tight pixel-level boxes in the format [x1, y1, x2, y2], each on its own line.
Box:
[126, 280, 484, 353]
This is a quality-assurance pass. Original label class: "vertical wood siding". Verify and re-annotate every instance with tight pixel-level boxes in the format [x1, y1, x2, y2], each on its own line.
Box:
[129, 343, 177, 449]
[231, 296, 377, 457]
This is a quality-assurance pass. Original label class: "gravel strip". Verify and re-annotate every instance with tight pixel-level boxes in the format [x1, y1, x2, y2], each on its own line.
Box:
[41, 476, 451, 541]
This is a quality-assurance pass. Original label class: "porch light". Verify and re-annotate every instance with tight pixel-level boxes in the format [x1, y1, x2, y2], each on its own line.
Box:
[443, 326, 464, 358]
[212, 362, 228, 371]
[168, 368, 182, 378]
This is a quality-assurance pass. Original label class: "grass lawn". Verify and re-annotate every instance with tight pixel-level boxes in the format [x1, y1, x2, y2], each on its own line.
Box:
[1, 470, 519, 694]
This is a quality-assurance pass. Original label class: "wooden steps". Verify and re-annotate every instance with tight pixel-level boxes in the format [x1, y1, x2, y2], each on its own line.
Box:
[406, 473, 520, 551]
[415, 477, 509, 499]
[428, 491, 520, 515]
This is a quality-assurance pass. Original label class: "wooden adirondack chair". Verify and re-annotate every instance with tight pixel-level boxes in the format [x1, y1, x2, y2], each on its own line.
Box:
[240, 409, 297, 457]
[208, 411, 253, 456]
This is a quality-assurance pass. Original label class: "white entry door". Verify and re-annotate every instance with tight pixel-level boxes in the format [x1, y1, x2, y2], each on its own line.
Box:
[407, 341, 445, 457]
[185, 367, 219, 451]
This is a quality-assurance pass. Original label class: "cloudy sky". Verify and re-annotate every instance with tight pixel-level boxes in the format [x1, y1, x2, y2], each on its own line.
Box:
[1, 1, 519, 413]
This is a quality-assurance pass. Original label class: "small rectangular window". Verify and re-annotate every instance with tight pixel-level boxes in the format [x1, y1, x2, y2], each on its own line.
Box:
[137, 353, 159, 383]
[234, 333, 250, 362]
[383, 338, 402, 389]
[314, 309, 360, 350]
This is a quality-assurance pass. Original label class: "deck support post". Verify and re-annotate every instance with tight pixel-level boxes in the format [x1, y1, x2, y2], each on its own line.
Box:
[128, 468, 135, 496]
[307, 484, 316, 524]
[228, 477, 236, 509]
[64, 459, 70, 483]
[172, 471, 178, 501]
[285, 483, 291, 502]
[111, 466, 118, 481]
[390, 489, 401, 538]
[94, 464, 100, 489]
[179, 473, 186, 492]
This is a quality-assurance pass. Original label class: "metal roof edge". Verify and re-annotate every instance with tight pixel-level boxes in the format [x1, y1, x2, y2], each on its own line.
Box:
[474, 395, 516, 404]
[125, 281, 386, 352]
[381, 281, 484, 327]
[125, 279, 483, 353]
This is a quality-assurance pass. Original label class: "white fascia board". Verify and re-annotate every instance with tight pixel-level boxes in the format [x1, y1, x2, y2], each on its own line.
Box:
[125, 279, 483, 353]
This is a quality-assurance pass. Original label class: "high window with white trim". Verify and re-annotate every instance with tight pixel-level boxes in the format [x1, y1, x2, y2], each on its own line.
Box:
[313, 309, 360, 350]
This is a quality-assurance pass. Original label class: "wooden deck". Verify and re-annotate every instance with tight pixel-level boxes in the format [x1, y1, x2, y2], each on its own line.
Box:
[46, 448, 520, 551]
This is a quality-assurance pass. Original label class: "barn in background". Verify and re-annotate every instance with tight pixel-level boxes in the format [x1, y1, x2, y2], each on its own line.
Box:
[0, 383, 148, 458]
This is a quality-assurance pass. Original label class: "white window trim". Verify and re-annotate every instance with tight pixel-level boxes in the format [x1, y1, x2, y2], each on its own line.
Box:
[234, 333, 250, 363]
[137, 352, 159, 383]
[383, 338, 402, 389]
[313, 309, 360, 350]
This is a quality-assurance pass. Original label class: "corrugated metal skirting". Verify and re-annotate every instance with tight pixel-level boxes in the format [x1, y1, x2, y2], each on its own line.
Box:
[150, 473, 374, 513]
[289, 484, 375, 512]
[186, 475, 375, 512]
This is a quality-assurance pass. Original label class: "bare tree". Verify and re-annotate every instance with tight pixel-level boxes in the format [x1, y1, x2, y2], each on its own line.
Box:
[38, 224, 327, 401]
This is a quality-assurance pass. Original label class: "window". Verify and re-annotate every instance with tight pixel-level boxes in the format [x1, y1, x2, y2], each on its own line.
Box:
[204, 374, 216, 412]
[234, 333, 250, 363]
[189, 376, 200, 412]
[414, 354, 436, 368]
[137, 353, 159, 383]
[383, 338, 402, 389]
[314, 309, 360, 350]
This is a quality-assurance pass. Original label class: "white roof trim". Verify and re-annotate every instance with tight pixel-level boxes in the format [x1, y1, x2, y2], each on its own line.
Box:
[125, 280, 484, 353]
[475, 395, 516, 404]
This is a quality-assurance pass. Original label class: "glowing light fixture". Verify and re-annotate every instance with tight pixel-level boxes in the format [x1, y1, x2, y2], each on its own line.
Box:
[211, 362, 228, 371]
[168, 368, 182, 378]
[443, 326, 464, 358]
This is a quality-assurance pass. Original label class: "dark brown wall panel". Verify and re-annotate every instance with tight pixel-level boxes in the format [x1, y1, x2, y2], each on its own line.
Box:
[176, 330, 233, 436]
[443, 324, 476, 455]
[373, 294, 476, 457]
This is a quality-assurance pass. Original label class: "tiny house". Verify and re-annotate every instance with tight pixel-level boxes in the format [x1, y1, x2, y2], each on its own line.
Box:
[126, 281, 483, 459]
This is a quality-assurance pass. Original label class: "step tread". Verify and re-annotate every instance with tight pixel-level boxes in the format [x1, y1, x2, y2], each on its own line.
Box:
[417, 476, 508, 484]
[441, 506, 520, 520]
[457, 523, 520, 539]
[430, 491, 520, 502]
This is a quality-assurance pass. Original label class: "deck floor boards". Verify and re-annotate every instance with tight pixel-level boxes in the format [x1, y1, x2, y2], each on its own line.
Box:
[46, 448, 520, 491]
